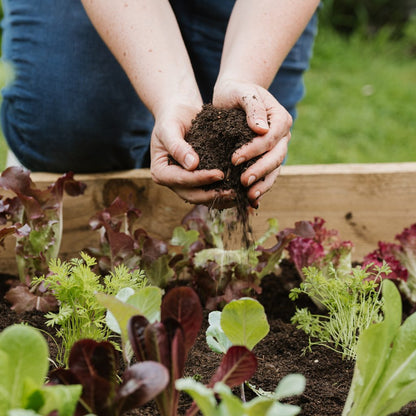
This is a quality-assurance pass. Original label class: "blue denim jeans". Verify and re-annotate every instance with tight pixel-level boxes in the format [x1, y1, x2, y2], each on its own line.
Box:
[1, 0, 318, 173]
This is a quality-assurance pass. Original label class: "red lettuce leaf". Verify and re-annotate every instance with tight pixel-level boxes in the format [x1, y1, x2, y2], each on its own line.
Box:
[161, 286, 203, 352]
[208, 345, 257, 387]
[49, 339, 168, 416]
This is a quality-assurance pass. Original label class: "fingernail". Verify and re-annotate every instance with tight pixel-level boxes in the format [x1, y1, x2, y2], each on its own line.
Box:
[255, 119, 269, 130]
[254, 190, 261, 199]
[234, 156, 245, 166]
[247, 175, 256, 186]
[184, 153, 195, 169]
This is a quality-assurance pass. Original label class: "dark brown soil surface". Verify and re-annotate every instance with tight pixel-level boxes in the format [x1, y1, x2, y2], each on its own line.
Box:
[1, 262, 415, 416]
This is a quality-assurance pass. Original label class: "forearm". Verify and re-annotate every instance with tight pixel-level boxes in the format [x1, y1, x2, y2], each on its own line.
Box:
[218, 0, 320, 88]
[80, 0, 201, 117]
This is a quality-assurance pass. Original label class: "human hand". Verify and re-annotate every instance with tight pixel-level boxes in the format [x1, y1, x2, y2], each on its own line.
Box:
[213, 79, 292, 207]
[150, 101, 236, 206]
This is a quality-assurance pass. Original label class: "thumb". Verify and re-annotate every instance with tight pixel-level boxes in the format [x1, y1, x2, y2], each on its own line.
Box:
[158, 124, 199, 171]
[240, 94, 269, 135]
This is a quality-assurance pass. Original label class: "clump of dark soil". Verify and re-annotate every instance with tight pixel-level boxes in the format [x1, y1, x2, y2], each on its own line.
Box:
[177, 103, 260, 245]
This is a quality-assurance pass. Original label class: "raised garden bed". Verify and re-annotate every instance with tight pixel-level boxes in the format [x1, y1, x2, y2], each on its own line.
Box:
[2, 162, 416, 275]
[1, 162, 416, 415]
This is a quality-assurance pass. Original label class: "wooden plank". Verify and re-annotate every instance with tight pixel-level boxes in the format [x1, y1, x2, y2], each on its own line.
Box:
[1, 163, 416, 275]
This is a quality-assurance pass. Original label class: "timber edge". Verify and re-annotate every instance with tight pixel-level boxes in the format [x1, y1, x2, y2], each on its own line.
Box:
[1, 162, 416, 274]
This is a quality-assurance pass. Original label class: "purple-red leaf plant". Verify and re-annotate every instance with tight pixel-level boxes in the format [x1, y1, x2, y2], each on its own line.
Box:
[170, 205, 315, 309]
[363, 223, 416, 304]
[49, 338, 169, 416]
[287, 217, 354, 283]
[88, 199, 315, 309]
[127, 286, 257, 416]
[0, 166, 86, 312]
[88, 196, 173, 287]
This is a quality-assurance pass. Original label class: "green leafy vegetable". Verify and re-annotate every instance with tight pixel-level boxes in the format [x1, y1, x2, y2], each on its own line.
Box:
[343, 279, 416, 416]
[176, 373, 305, 416]
[0, 324, 81, 416]
[206, 297, 269, 353]
[97, 285, 163, 362]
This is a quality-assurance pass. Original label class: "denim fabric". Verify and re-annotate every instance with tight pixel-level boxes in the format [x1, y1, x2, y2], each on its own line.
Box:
[1, 0, 318, 173]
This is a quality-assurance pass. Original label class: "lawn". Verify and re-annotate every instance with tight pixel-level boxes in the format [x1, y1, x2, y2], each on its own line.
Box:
[289, 26, 416, 164]
[0, 23, 415, 171]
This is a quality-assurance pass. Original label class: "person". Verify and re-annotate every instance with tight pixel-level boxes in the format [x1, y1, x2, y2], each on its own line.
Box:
[1, 0, 319, 208]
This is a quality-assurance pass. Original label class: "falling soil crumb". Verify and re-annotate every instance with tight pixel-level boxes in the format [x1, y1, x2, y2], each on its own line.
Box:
[171, 103, 261, 246]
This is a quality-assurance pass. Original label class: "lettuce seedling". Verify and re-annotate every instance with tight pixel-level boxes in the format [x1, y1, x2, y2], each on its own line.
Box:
[0, 324, 81, 416]
[176, 374, 305, 416]
[206, 297, 269, 353]
[88, 200, 314, 309]
[88, 196, 174, 286]
[127, 286, 203, 416]
[171, 205, 314, 309]
[363, 223, 416, 304]
[343, 279, 416, 416]
[205, 297, 269, 403]
[0, 166, 86, 312]
[290, 263, 388, 360]
[96, 285, 163, 362]
[287, 217, 353, 283]
[38, 252, 147, 366]
[49, 338, 169, 416]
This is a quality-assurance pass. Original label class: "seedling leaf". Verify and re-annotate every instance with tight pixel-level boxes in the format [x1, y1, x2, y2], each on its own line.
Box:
[220, 297, 269, 350]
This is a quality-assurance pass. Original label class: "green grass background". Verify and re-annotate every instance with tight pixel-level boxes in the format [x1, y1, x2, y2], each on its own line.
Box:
[289, 26, 416, 164]
[0, 22, 415, 171]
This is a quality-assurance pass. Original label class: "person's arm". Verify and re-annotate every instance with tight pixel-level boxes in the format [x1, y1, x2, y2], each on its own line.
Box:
[214, 0, 320, 206]
[80, 0, 226, 204]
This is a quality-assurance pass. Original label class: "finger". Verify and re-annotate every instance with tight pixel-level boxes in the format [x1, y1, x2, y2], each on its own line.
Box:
[151, 160, 224, 188]
[232, 100, 292, 165]
[156, 124, 200, 171]
[239, 93, 270, 134]
[240, 135, 289, 187]
[173, 187, 236, 207]
[247, 166, 281, 208]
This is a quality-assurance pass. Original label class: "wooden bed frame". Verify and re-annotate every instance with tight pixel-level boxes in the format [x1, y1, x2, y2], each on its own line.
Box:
[1, 162, 415, 274]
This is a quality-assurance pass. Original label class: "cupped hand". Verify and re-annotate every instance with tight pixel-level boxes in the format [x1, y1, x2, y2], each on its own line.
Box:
[213, 79, 292, 207]
[150, 102, 236, 206]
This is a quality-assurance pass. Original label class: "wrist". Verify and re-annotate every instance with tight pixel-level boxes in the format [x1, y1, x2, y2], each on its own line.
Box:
[148, 76, 202, 119]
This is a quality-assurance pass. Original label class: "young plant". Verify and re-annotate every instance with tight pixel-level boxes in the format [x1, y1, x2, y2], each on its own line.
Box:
[176, 374, 305, 416]
[170, 205, 315, 309]
[286, 217, 354, 284]
[205, 297, 270, 402]
[0, 166, 86, 312]
[88, 196, 174, 286]
[37, 252, 147, 365]
[127, 286, 203, 416]
[49, 338, 169, 416]
[206, 297, 270, 354]
[343, 279, 416, 416]
[97, 285, 163, 362]
[100, 285, 258, 416]
[363, 223, 416, 304]
[88, 200, 315, 310]
[183, 345, 259, 416]
[0, 324, 81, 416]
[289, 262, 388, 360]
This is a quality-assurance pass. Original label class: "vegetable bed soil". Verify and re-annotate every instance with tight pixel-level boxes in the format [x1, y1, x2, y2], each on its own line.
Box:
[1, 262, 415, 416]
